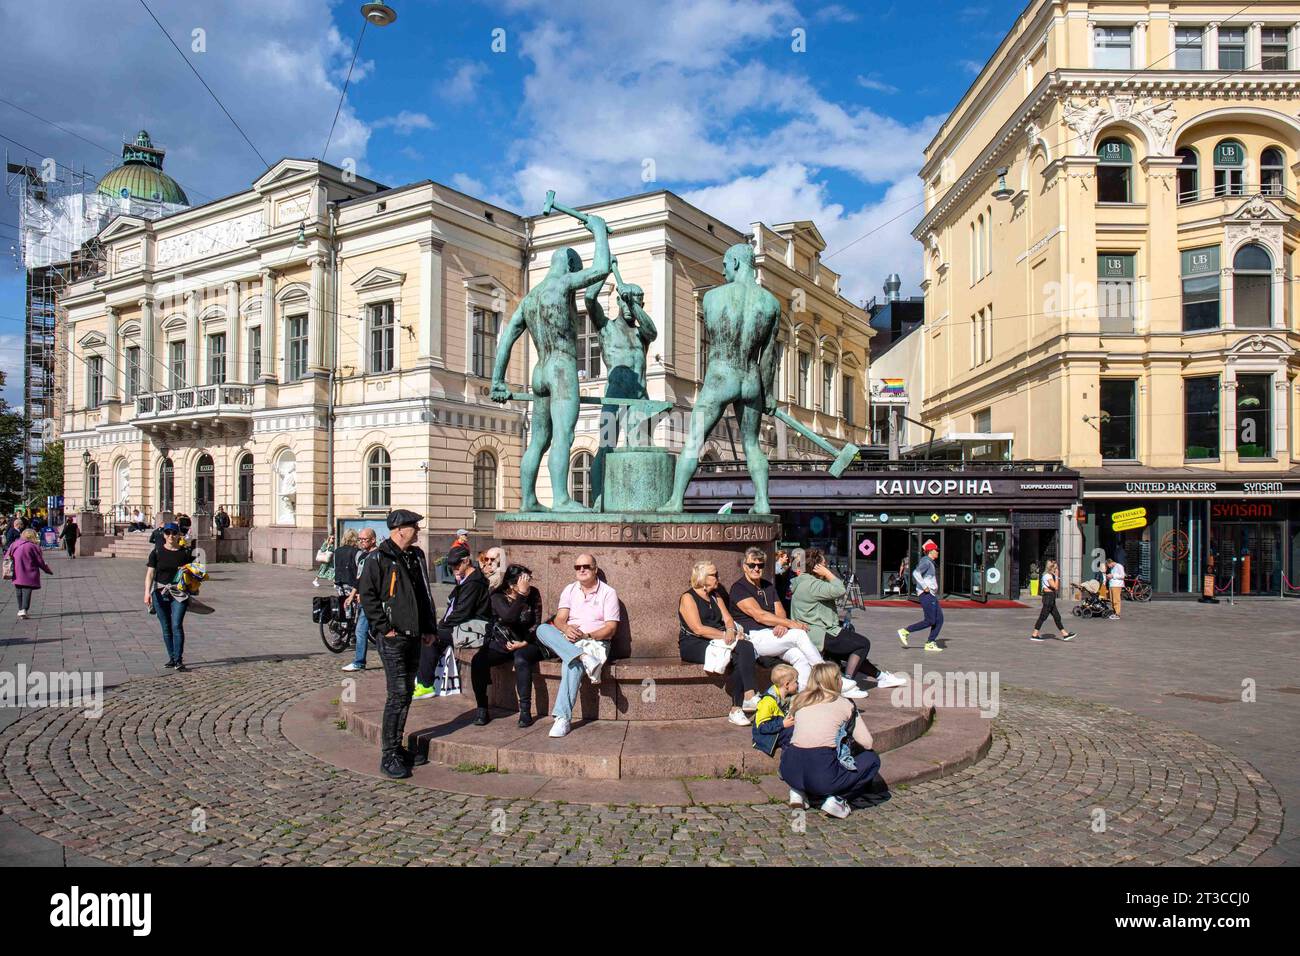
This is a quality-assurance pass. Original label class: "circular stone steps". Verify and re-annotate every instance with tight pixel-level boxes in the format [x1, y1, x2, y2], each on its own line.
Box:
[330, 670, 991, 787]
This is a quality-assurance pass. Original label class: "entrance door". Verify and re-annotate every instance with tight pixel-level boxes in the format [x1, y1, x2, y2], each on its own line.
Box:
[849, 527, 879, 597]
[194, 454, 215, 514]
[237, 453, 254, 526]
[945, 527, 976, 598]
[970, 529, 1008, 600]
[1212, 522, 1283, 595]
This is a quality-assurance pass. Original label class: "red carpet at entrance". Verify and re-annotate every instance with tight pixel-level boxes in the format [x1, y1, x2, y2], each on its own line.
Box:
[860, 599, 1029, 609]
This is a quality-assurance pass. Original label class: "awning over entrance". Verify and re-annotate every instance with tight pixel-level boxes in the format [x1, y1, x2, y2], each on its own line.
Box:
[686, 462, 1081, 511]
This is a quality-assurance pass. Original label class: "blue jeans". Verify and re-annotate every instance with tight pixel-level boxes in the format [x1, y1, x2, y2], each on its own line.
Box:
[352, 606, 370, 666]
[152, 588, 189, 662]
[536, 623, 592, 721]
[906, 592, 944, 643]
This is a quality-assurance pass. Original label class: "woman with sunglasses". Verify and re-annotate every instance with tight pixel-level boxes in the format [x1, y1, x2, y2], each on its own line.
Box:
[729, 547, 864, 697]
[143, 522, 195, 671]
[678, 560, 760, 725]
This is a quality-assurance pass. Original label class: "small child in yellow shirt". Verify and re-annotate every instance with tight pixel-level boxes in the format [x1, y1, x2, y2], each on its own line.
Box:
[752, 663, 799, 757]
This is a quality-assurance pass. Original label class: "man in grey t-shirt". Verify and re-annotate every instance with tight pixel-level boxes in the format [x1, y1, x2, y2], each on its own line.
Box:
[898, 542, 944, 652]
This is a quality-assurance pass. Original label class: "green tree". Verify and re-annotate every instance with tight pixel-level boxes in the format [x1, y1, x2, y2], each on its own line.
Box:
[0, 376, 27, 512]
[33, 439, 64, 503]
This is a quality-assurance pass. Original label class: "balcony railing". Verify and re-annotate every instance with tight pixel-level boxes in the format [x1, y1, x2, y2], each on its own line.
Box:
[698, 458, 1070, 475]
[133, 384, 254, 421]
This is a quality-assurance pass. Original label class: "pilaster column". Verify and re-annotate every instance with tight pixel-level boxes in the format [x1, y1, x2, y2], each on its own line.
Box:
[1134, 20, 1148, 68]
[260, 269, 278, 383]
[1207, 22, 1220, 69]
[139, 297, 155, 393]
[418, 236, 445, 367]
[1249, 22, 1263, 70]
[1140, 156, 1184, 334]
[185, 290, 199, 387]
[225, 280, 241, 383]
[308, 254, 327, 373]
[651, 247, 676, 369]
[105, 305, 120, 401]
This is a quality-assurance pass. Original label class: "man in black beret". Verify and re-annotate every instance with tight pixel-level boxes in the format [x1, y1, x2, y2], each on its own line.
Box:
[358, 509, 438, 778]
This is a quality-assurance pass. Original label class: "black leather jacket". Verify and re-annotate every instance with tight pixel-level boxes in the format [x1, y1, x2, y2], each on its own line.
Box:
[358, 539, 437, 638]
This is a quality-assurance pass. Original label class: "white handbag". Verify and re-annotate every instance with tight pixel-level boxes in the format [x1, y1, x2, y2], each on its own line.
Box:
[432, 645, 462, 697]
[452, 619, 488, 649]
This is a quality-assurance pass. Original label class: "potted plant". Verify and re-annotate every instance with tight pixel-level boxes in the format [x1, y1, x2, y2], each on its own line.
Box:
[1029, 561, 1041, 597]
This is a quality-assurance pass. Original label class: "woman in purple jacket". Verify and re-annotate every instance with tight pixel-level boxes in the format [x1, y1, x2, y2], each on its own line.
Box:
[7, 529, 54, 620]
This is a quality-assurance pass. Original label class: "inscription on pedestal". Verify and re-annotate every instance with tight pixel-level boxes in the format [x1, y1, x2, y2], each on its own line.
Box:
[500, 521, 779, 544]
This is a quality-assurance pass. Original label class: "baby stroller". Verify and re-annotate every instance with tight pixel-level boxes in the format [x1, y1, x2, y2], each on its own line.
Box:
[1069, 579, 1113, 618]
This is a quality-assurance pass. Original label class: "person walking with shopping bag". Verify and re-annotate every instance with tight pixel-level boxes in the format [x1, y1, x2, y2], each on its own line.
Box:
[6, 529, 54, 620]
[1030, 560, 1076, 642]
[59, 517, 80, 559]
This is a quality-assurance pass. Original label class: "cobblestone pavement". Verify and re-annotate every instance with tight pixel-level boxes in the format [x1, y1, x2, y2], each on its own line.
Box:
[0, 656, 1282, 865]
[0, 556, 1292, 865]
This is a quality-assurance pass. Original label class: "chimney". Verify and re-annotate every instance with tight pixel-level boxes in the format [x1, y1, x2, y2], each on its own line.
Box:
[883, 273, 902, 302]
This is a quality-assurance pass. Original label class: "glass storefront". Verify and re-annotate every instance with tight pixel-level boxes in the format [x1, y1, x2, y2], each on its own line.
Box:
[1082, 499, 1207, 595]
[1084, 495, 1300, 597]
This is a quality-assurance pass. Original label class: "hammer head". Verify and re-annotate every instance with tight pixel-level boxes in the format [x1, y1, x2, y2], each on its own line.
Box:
[542, 190, 557, 216]
[829, 443, 860, 478]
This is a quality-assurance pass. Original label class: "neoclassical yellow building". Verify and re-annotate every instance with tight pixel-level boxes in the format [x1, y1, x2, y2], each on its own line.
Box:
[914, 0, 1300, 595]
[61, 161, 869, 565]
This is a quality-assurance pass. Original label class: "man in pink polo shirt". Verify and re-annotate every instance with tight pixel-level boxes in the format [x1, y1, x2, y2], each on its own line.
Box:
[536, 552, 620, 738]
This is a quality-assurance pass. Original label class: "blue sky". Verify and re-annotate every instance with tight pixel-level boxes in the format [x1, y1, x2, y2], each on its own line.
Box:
[0, 0, 1016, 409]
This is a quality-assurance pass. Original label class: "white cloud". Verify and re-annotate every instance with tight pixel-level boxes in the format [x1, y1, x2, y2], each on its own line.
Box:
[443, 62, 489, 103]
[958, 58, 984, 75]
[815, 4, 859, 22]
[0, 0, 375, 202]
[374, 111, 435, 135]
[857, 74, 899, 94]
[684, 164, 927, 302]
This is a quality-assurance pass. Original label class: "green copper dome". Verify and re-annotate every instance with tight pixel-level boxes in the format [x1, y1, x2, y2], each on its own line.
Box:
[96, 130, 189, 205]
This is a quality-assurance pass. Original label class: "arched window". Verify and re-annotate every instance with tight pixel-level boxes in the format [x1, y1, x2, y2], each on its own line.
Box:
[1097, 138, 1133, 203]
[86, 462, 100, 505]
[1213, 140, 1245, 197]
[974, 215, 984, 280]
[1233, 244, 1273, 329]
[984, 206, 993, 276]
[969, 222, 977, 284]
[1261, 147, 1286, 197]
[159, 459, 174, 513]
[366, 447, 391, 509]
[1176, 147, 1199, 204]
[569, 452, 593, 508]
[237, 452, 254, 524]
[473, 451, 497, 511]
[194, 453, 214, 513]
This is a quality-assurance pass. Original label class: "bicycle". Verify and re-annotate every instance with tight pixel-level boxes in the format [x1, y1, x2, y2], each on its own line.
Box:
[319, 585, 375, 654]
[1123, 576, 1153, 603]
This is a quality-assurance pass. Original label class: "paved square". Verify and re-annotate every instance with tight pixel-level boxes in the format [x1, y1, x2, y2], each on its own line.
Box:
[0, 552, 1292, 865]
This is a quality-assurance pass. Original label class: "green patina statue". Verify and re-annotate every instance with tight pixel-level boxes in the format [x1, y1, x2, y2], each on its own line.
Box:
[490, 207, 612, 512]
[661, 242, 781, 514]
[586, 258, 658, 501]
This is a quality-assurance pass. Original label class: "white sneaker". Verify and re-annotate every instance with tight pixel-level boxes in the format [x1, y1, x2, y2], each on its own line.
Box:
[548, 717, 571, 738]
[341, 662, 364, 672]
[897, 627, 910, 647]
[839, 675, 858, 691]
[727, 708, 751, 726]
[740, 695, 759, 713]
[874, 670, 908, 689]
[788, 788, 807, 808]
[16, 610, 26, 620]
[842, 686, 869, 700]
[821, 795, 851, 818]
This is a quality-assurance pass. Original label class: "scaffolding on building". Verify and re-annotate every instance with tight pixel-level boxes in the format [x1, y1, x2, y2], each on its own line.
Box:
[5, 143, 186, 499]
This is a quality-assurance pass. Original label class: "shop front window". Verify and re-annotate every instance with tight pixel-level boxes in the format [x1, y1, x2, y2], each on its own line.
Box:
[1184, 376, 1220, 460]
[1233, 244, 1272, 328]
[1181, 246, 1220, 331]
[1100, 379, 1136, 460]
[1235, 374, 1272, 459]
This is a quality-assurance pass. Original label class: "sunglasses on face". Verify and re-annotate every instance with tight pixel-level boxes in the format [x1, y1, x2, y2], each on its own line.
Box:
[745, 562, 764, 569]
[574, 564, 594, 571]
